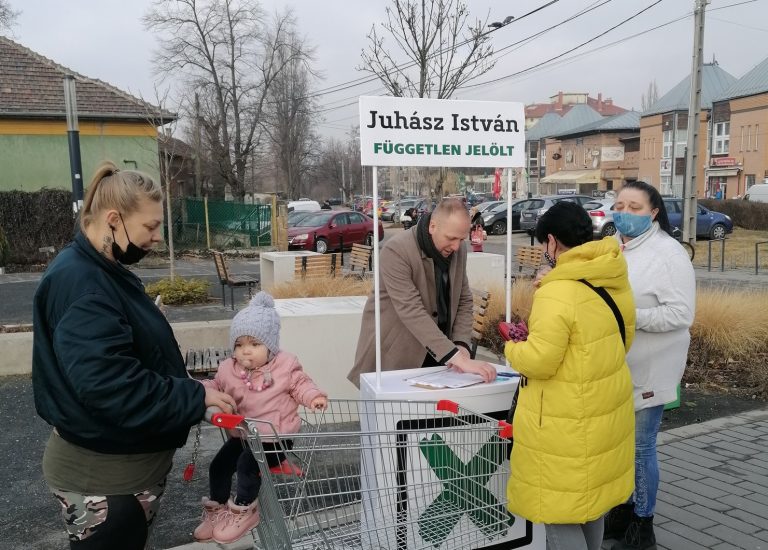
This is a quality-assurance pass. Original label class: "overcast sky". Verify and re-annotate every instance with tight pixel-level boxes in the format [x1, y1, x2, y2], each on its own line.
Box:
[5, 0, 767, 139]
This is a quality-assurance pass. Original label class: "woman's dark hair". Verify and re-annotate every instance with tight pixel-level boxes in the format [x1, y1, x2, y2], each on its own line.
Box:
[535, 201, 593, 247]
[619, 180, 673, 236]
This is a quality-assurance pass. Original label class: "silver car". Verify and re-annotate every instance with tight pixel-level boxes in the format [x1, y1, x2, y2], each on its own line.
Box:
[583, 198, 617, 238]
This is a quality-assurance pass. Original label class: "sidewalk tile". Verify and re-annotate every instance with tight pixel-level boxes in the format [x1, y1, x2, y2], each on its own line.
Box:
[655, 525, 721, 549]
[698, 477, 754, 497]
[687, 504, 761, 534]
[660, 521, 722, 547]
[704, 524, 767, 549]
[671, 478, 729, 499]
[720, 494, 768, 521]
[654, 501, 717, 530]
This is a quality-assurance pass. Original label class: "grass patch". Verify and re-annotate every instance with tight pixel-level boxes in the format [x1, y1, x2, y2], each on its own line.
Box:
[269, 276, 373, 299]
[693, 228, 768, 270]
[686, 287, 768, 397]
[145, 277, 211, 305]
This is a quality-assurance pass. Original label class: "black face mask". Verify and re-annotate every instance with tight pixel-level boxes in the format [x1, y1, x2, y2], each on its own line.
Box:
[111, 215, 149, 265]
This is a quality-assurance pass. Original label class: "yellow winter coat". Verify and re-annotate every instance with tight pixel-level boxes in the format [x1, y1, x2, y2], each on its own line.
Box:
[504, 238, 636, 524]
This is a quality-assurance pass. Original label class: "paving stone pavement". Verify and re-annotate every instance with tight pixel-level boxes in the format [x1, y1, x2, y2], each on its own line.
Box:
[601, 408, 768, 550]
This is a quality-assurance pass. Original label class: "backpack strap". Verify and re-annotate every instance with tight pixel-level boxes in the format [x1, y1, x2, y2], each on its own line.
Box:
[579, 279, 626, 347]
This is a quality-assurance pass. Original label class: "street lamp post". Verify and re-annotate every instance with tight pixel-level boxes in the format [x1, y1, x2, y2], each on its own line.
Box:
[63, 75, 84, 215]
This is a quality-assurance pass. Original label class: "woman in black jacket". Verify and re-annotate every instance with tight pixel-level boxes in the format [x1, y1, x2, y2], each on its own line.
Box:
[33, 161, 235, 550]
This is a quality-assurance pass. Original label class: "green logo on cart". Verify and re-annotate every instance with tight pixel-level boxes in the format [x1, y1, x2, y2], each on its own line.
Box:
[417, 434, 514, 545]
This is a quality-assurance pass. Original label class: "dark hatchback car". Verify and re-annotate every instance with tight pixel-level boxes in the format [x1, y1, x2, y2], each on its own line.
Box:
[288, 210, 384, 253]
[519, 194, 594, 232]
[663, 199, 733, 239]
[480, 199, 536, 235]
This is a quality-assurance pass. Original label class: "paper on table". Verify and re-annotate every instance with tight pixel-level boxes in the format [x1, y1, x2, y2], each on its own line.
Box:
[406, 369, 486, 389]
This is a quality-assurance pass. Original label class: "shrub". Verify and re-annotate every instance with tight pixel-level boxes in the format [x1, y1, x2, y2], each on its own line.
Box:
[686, 287, 768, 396]
[269, 276, 373, 299]
[479, 280, 536, 358]
[700, 199, 768, 230]
[0, 225, 9, 267]
[145, 277, 211, 305]
[0, 189, 73, 264]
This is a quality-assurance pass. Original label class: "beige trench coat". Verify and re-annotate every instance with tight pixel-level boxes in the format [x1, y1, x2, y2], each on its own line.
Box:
[347, 227, 474, 387]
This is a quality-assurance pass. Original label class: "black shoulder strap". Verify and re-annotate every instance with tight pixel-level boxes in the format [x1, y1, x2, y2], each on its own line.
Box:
[579, 279, 626, 347]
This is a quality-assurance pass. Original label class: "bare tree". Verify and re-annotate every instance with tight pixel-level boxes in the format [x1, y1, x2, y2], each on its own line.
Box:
[359, 1, 495, 197]
[0, 0, 19, 32]
[641, 79, 659, 112]
[359, 0, 495, 100]
[261, 21, 319, 200]
[144, 0, 306, 200]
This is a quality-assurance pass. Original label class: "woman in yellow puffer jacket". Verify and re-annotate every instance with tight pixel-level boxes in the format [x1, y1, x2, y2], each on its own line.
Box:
[505, 202, 636, 550]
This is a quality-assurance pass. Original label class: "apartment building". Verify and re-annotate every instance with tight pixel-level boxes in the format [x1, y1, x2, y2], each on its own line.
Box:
[637, 63, 736, 197]
[708, 56, 768, 198]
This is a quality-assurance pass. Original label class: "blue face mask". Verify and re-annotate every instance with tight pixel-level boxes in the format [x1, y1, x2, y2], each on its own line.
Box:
[613, 212, 653, 238]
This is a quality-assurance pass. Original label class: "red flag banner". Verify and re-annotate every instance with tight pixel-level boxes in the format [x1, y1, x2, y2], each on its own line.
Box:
[492, 168, 502, 199]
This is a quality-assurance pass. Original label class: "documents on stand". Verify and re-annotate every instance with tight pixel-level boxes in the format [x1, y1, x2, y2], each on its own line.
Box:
[405, 368, 486, 389]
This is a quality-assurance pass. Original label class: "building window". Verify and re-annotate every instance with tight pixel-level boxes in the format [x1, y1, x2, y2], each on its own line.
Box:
[746, 174, 756, 189]
[662, 130, 672, 159]
[740, 126, 744, 152]
[756, 125, 759, 151]
[747, 125, 752, 151]
[660, 175, 672, 196]
[675, 136, 687, 158]
[713, 121, 730, 155]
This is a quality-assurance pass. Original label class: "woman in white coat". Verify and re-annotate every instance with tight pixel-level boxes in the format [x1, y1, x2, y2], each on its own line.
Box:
[606, 181, 696, 550]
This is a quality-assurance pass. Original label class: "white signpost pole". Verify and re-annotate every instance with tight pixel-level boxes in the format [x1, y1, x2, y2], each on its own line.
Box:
[505, 168, 513, 325]
[373, 167, 382, 389]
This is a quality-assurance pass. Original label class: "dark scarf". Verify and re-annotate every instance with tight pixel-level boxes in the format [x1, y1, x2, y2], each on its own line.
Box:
[416, 213, 451, 336]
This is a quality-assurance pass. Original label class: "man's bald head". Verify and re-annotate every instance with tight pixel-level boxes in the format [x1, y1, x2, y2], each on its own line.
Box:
[428, 198, 471, 257]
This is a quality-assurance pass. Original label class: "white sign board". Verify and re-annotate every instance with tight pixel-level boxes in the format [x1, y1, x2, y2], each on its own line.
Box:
[359, 96, 525, 168]
[601, 146, 625, 162]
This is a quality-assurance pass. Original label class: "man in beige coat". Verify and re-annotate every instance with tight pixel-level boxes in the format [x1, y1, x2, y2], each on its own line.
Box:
[348, 199, 496, 387]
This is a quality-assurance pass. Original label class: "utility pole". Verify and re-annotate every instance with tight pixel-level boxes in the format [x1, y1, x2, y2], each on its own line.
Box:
[194, 93, 202, 197]
[63, 75, 84, 215]
[682, 0, 709, 244]
[341, 155, 346, 204]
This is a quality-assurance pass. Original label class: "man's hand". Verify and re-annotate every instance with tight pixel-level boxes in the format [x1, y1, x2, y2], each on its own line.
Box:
[204, 387, 236, 414]
[447, 353, 496, 383]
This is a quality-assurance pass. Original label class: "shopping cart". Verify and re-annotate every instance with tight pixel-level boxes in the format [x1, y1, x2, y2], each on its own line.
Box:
[211, 399, 514, 550]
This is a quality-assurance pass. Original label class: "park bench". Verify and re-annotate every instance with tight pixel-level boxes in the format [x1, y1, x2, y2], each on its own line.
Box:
[343, 243, 373, 278]
[185, 348, 230, 378]
[211, 250, 259, 310]
[294, 254, 338, 280]
[470, 289, 491, 360]
[514, 246, 544, 281]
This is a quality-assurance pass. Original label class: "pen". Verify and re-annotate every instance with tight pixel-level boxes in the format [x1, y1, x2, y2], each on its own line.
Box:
[496, 372, 520, 380]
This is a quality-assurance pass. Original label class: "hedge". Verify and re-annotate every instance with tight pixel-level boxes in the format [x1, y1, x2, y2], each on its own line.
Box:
[699, 199, 768, 231]
[0, 189, 75, 264]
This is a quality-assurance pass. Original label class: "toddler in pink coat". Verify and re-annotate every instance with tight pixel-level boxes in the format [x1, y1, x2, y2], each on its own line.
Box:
[193, 292, 327, 544]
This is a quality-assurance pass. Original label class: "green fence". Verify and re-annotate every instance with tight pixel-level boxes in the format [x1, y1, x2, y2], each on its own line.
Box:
[169, 198, 272, 250]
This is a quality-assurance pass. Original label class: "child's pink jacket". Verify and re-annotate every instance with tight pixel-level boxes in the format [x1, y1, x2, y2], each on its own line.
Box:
[202, 351, 326, 438]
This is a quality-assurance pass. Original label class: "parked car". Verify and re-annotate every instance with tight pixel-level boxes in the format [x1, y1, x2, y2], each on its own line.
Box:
[583, 198, 617, 238]
[470, 200, 504, 225]
[287, 210, 318, 228]
[744, 183, 768, 203]
[663, 199, 733, 239]
[287, 199, 321, 213]
[467, 192, 491, 207]
[399, 198, 435, 229]
[380, 200, 400, 221]
[519, 194, 594, 232]
[480, 199, 532, 235]
[388, 198, 419, 223]
[287, 210, 384, 253]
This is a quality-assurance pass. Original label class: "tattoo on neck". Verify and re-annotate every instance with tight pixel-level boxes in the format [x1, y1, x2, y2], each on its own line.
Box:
[101, 235, 112, 256]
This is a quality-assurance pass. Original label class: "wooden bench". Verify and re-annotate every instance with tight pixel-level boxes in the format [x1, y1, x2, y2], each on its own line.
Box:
[470, 289, 491, 360]
[343, 243, 373, 278]
[294, 254, 338, 280]
[185, 347, 231, 378]
[514, 246, 544, 280]
[211, 250, 259, 310]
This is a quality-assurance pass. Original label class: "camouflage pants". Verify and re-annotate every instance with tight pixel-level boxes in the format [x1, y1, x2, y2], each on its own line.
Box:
[52, 478, 166, 548]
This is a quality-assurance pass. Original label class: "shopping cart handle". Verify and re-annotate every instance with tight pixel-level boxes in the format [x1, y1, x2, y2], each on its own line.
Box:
[499, 420, 513, 439]
[436, 400, 459, 414]
[205, 407, 245, 429]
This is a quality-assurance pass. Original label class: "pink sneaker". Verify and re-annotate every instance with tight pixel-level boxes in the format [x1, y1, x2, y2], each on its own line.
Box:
[212, 498, 260, 544]
[192, 497, 227, 542]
